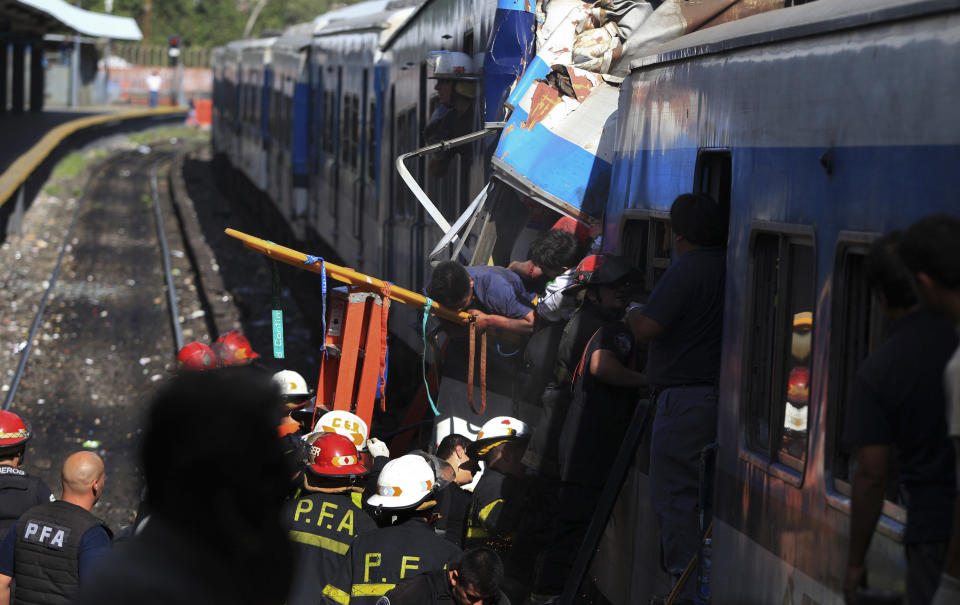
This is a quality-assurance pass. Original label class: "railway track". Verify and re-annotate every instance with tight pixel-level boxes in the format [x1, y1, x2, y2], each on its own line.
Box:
[0, 139, 212, 529]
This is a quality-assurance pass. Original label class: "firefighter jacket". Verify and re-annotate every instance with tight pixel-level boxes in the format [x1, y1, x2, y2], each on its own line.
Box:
[379, 568, 512, 605]
[321, 517, 462, 605]
[12, 500, 112, 605]
[0, 466, 54, 537]
[464, 468, 526, 555]
[285, 490, 378, 605]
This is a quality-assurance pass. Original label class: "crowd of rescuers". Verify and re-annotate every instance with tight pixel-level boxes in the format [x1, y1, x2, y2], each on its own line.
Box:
[0, 201, 956, 605]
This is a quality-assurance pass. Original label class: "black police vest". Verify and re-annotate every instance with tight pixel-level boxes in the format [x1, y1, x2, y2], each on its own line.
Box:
[0, 467, 53, 537]
[12, 501, 111, 605]
[285, 491, 378, 605]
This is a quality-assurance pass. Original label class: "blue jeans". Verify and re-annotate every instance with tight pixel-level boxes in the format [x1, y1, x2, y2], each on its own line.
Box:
[649, 385, 717, 599]
[148, 91, 158, 108]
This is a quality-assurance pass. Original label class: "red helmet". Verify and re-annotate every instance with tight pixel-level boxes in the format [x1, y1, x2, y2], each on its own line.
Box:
[787, 366, 811, 405]
[177, 342, 218, 371]
[214, 331, 260, 366]
[0, 411, 31, 448]
[305, 433, 368, 477]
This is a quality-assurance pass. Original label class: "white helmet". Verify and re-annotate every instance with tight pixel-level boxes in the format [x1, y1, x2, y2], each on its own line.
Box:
[468, 416, 530, 459]
[315, 410, 369, 450]
[428, 50, 480, 80]
[366, 454, 437, 510]
[272, 370, 314, 409]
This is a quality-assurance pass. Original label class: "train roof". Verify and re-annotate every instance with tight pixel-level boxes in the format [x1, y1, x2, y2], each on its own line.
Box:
[311, 0, 421, 35]
[378, 0, 451, 51]
[631, 0, 960, 71]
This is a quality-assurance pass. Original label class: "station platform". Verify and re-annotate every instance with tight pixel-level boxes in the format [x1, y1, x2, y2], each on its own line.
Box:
[0, 105, 187, 235]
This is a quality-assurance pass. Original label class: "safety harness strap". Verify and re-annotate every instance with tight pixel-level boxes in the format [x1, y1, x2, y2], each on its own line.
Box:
[467, 321, 476, 413]
[378, 283, 392, 411]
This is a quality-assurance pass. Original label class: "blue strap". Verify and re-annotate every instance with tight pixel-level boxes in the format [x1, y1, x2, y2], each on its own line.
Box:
[304, 255, 328, 356]
[422, 297, 439, 416]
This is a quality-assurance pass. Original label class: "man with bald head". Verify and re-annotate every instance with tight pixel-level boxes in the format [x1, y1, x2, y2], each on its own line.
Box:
[0, 451, 111, 604]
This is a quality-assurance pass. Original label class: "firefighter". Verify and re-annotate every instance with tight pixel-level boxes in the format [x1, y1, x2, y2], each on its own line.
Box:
[463, 417, 530, 554]
[176, 342, 218, 371]
[213, 330, 260, 367]
[434, 434, 474, 547]
[274, 370, 316, 488]
[0, 452, 111, 603]
[321, 455, 462, 604]
[0, 411, 54, 536]
[380, 546, 510, 605]
[423, 50, 478, 176]
[273, 370, 314, 411]
[285, 433, 378, 605]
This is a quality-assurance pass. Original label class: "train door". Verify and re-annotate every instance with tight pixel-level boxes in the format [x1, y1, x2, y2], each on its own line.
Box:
[332, 65, 343, 242]
[350, 68, 370, 269]
[589, 149, 732, 604]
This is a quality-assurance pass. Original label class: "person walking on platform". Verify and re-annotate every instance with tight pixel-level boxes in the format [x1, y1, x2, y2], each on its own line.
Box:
[381, 546, 511, 605]
[628, 192, 727, 603]
[322, 455, 461, 605]
[899, 215, 960, 605]
[435, 434, 475, 547]
[146, 70, 162, 108]
[0, 451, 110, 604]
[842, 231, 958, 605]
[0, 412, 54, 537]
[285, 433, 378, 605]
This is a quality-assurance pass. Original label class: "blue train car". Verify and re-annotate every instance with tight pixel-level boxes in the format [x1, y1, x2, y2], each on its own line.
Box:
[586, 0, 960, 602]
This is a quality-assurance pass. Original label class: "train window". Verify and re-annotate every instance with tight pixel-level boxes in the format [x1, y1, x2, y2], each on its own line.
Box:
[323, 90, 334, 154]
[827, 241, 905, 512]
[743, 228, 816, 476]
[368, 100, 377, 183]
[694, 149, 732, 220]
[463, 29, 474, 56]
[619, 214, 671, 294]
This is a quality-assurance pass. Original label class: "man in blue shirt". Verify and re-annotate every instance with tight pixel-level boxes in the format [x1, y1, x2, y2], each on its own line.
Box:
[428, 261, 539, 443]
[628, 193, 727, 603]
[0, 451, 111, 604]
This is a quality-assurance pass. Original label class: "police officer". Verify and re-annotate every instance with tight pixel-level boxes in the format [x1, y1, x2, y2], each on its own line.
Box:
[379, 547, 510, 605]
[0, 452, 111, 604]
[0, 412, 54, 536]
[322, 455, 462, 604]
[285, 433, 378, 605]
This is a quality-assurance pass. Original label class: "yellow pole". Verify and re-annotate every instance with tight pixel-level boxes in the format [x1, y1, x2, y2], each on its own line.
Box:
[224, 228, 470, 324]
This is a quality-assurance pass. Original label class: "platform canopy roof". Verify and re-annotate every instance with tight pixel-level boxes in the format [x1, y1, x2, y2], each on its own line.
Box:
[1, 0, 142, 40]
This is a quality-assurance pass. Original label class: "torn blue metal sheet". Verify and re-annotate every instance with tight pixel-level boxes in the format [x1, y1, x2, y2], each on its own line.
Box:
[482, 0, 537, 123]
[493, 63, 619, 220]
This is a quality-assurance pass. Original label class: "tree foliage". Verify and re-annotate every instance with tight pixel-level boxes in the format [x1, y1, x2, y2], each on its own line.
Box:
[77, 0, 358, 47]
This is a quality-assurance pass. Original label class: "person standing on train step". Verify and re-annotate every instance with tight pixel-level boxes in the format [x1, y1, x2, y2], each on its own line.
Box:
[321, 455, 462, 605]
[898, 216, 960, 605]
[435, 434, 475, 547]
[0, 451, 110, 605]
[0, 412, 54, 538]
[842, 231, 958, 605]
[379, 546, 510, 605]
[530, 284, 648, 602]
[627, 192, 727, 603]
[285, 433, 378, 605]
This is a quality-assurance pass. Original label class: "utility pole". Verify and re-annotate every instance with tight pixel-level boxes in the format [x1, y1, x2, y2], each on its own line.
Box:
[143, 0, 152, 41]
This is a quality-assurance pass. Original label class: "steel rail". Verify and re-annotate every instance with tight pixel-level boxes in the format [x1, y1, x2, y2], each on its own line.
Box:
[2, 159, 113, 411]
[152, 163, 184, 353]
